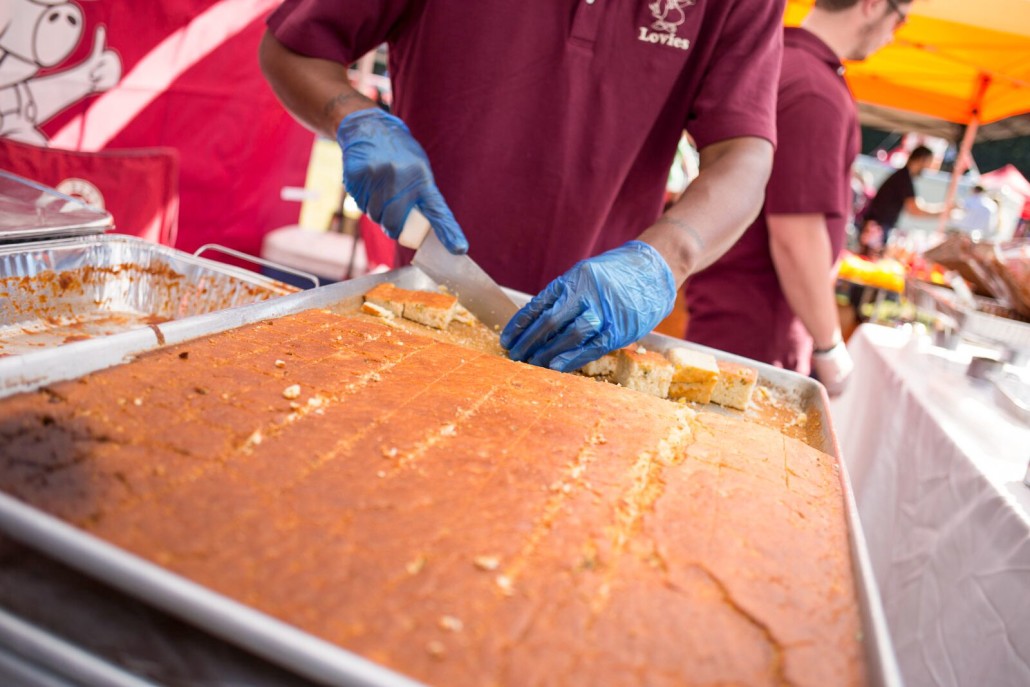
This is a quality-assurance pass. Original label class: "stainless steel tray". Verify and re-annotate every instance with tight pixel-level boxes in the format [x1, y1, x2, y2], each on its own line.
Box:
[0, 266, 901, 687]
[0, 234, 296, 357]
[0, 535, 327, 686]
[908, 279, 1030, 354]
[0, 604, 159, 687]
[994, 373, 1030, 423]
[0, 170, 112, 242]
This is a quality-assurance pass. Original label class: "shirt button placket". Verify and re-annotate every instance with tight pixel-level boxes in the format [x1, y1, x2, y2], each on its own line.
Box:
[571, 0, 604, 47]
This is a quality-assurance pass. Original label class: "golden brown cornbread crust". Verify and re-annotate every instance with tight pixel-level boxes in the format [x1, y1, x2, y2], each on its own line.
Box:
[0, 309, 865, 687]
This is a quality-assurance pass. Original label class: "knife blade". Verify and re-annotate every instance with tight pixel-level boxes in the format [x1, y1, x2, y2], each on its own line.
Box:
[399, 210, 521, 331]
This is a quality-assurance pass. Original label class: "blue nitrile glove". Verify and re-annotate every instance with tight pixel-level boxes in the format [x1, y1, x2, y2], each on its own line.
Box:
[500, 241, 676, 372]
[336, 108, 468, 254]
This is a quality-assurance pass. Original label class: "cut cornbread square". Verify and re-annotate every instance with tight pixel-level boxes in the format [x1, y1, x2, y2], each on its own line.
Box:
[612, 347, 673, 398]
[363, 283, 459, 329]
[665, 347, 720, 403]
[710, 360, 759, 410]
[363, 283, 404, 316]
[669, 381, 712, 404]
[577, 351, 618, 380]
[400, 290, 458, 329]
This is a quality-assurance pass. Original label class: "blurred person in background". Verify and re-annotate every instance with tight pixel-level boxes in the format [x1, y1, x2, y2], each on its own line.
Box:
[859, 144, 945, 254]
[684, 0, 911, 396]
[259, 1, 785, 372]
[952, 184, 999, 240]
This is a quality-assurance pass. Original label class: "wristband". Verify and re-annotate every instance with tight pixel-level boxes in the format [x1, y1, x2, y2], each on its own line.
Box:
[813, 338, 842, 356]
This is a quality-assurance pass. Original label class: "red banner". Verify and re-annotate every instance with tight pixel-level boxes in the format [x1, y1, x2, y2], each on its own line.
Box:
[0, 0, 312, 259]
[0, 137, 180, 244]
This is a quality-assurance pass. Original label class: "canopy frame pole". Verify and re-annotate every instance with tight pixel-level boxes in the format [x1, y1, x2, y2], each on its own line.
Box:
[938, 73, 992, 235]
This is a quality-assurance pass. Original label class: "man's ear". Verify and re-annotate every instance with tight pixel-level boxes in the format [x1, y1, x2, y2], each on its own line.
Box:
[861, 0, 884, 21]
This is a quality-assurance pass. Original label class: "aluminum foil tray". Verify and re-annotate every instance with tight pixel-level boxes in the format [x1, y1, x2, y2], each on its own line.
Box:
[0, 267, 901, 687]
[0, 234, 296, 357]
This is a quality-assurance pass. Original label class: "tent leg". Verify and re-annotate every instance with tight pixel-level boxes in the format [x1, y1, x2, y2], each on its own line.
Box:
[938, 115, 980, 236]
[938, 73, 991, 236]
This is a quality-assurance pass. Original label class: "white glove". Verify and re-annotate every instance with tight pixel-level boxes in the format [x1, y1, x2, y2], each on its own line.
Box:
[812, 340, 854, 397]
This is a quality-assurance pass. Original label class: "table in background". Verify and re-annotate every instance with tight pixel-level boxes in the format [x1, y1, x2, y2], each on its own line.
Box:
[831, 324, 1030, 687]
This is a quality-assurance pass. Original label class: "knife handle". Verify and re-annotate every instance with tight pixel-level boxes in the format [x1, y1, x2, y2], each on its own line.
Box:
[398, 209, 431, 249]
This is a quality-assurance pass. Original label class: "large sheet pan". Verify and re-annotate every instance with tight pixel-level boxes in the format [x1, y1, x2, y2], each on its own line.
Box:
[0, 266, 902, 687]
[0, 234, 296, 357]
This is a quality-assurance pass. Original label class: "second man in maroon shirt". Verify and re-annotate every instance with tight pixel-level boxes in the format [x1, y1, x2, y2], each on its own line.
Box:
[686, 0, 911, 394]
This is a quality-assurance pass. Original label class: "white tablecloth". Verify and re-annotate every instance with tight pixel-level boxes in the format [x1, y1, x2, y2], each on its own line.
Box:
[831, 324, 1030, 687]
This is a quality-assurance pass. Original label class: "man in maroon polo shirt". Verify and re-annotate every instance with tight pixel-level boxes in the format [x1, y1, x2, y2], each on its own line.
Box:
[685, 0, 910, 394]
[259, 0, 784, 372]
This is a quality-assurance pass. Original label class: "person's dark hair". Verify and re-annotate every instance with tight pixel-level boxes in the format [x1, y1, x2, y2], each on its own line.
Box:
[814, 0, 862, 9]
[908, 145, 934, 164]
[814, 0, 911, 10]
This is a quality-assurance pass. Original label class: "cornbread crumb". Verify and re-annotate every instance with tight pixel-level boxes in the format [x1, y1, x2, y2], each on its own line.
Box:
[439, 615, 464, 632]
[406, 554, 428, 575]
[426, 641, 446, 659]
[452, 304, 477, 326]
[495, 575, 515, 596]
[474, 555, 501, 571]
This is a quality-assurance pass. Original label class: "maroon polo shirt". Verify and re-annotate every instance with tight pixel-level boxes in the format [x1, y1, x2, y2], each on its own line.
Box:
[685, 27, 860, 373]
[268, 0, 784, 294]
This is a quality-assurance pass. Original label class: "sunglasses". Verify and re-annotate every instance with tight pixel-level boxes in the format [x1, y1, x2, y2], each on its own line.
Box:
[884, 0, 909, 27]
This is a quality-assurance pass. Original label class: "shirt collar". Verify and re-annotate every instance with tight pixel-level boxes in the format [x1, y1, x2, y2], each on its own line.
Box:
[785, 26, 846, 76]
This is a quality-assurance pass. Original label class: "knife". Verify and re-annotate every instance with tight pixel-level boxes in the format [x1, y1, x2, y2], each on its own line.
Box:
[398, 210, 521, 331]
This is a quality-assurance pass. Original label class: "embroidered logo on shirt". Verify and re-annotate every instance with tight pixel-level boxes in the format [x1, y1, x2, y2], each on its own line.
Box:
[639, 0, 694, 50]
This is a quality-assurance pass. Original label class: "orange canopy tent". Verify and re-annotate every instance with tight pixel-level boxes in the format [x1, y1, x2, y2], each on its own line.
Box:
[785, 0, 1030, 208]
[785, 0, 1030, 127]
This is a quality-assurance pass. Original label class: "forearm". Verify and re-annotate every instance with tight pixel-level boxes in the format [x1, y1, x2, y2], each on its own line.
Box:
[905, 196, 944, 218]
[768, 214, 841, 350]
[637, 136, 773, 285]
[258, 32, 376, 139]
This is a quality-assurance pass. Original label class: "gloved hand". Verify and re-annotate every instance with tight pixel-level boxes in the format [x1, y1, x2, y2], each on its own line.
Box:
[812, 340, 854, 397]
[500, 241, 676, 372]
[337, 108, 468, 254]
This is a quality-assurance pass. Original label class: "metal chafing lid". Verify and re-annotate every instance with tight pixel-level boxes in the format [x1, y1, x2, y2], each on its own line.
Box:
[0, 169, 113, 242]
